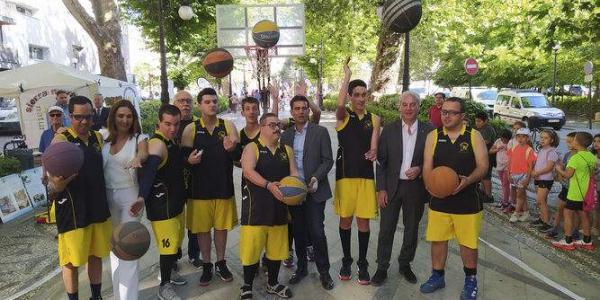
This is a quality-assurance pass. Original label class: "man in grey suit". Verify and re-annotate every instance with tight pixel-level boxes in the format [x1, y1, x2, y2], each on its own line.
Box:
[281, 95, 335, 290]
[371, 91, 433, 286]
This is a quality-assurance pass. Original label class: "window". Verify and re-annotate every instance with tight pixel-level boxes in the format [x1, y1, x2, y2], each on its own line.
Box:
[16, 5, 34, 16]
[29, 45, 47, 60]
[510, 97, 521, 109]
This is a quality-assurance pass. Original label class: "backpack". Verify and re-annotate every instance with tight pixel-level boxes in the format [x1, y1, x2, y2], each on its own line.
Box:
[573, 153, 598, 212]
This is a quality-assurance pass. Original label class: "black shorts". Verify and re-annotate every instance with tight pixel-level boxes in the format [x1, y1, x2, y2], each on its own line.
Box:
[558, 186, 568, 200]
[534, 180, 554, 189]
[565, 199, 583, 211]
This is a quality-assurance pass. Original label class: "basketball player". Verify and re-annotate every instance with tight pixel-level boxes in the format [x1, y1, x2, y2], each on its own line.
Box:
[48, 96, 112, 300]
[234, 96, 261, 167]
[137, 104, 192, 300]
[420, 97, 488, 300]
[334, 58, 380, 285]
[239, 113, 299, 299]
[181, 88, 239, 286]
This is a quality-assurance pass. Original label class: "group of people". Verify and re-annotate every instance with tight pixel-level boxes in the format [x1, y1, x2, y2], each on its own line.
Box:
[42, 59, 598, 300]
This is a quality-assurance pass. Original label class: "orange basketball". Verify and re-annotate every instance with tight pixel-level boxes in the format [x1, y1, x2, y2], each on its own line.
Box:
[425, 166, 459, 199]
[202, 48, 234, 78]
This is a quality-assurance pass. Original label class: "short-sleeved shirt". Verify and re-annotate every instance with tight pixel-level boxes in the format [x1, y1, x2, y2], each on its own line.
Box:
[508, 144, 536, 174]
[428, 105, 442, 128]
[478, 124, 496, 148]
[493, 138, 509, 171]
[39, 128, 56, 153]
[534, 147, 559, 181]
[566, 151, 597, 202]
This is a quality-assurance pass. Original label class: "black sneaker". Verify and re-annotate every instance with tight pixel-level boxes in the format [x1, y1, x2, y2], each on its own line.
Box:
[199, 262, 213, 286]
[537, 223, 554, 233]
[545, 228, 559, 239]
[529, 218, 543, 227]
[357, 260, 370, 285]
[306, 246, 315, 262]
[240, 284, 253, 300]
[338, 257, 353, 280]
[215, 260, 233, 282]
[370, 269, 387, 286]
[188, 257, 203, 269]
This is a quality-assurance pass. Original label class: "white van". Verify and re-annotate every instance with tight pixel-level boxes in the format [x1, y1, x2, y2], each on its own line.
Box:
[493, 90, 566, 130]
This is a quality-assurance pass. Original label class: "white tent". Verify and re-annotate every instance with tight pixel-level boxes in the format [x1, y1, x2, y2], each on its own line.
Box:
[0, 62, 140, 149]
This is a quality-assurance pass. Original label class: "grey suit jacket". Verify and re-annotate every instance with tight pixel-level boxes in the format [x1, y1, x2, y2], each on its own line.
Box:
[376, 120, 433, 200]
[281, 122, 333, 202]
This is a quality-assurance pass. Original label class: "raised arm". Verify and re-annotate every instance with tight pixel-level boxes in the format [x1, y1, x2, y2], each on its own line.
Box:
[269, 82, 280, 116]
[336, 58, 352, 122]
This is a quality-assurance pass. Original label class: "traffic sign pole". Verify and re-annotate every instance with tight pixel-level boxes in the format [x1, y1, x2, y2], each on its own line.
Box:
[584, 61, 593, 129]
[464, 58, 479, 100]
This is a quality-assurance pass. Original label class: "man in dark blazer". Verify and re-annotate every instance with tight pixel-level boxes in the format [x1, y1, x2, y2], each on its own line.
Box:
[91, 93, 109, 131]
[371, 91, 433, 286]
[281, 95, 334, 290]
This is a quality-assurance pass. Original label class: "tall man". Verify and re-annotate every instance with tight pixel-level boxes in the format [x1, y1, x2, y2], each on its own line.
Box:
[281, 95, 334, 289]
[181, 88, 239, 286]
[240, 113, 298, 299]
[372, 91, 432, 286]
[172, 90, 201, 268]
[271, 80, 322, 127]
[420, 97, 488, 300]
[137, 104, 190, 300]
[48, 96, 111, 300]
[54, 90, 71, 127]
[334, 59, 380, 284]
[91, 93, 109, 131]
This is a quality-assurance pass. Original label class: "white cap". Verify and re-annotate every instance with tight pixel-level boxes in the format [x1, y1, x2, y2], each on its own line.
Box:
[47, 106, 64, 114]
[516, 128, 530, 136]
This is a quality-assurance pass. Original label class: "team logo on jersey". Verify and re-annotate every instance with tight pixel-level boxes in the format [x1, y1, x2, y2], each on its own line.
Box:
[279, 151, 288, 162]
[218, 130, 226, 140]
[363, 120, 372, 130]
[459, 141, 470, 152]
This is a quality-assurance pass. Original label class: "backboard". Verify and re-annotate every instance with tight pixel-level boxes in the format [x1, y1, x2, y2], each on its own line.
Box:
[216, 4, 305, 58]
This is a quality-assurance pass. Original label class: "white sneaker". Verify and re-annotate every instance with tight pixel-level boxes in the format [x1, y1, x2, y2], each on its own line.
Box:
[509, 213, 519, 223]
[518, 211, 530, 222]
[158, 283, 182, 300]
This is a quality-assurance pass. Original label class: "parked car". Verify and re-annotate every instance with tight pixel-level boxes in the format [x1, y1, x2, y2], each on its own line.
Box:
[451, 87, 497, 115]
[493, 90, 565, 130]
[0, 99, 21, 133]
[409, 87, 428, 100]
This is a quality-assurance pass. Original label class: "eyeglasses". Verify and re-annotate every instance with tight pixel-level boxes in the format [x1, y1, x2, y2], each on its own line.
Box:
[176, 98, 193, 104]
[49, 113, 62, 118]
[262, 122, 282, 129]
[71, 114, 92, 121]
[441, 110, 463, 116]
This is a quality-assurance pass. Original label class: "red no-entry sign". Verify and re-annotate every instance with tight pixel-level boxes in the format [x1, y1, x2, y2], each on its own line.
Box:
[464, 58, 479, 76]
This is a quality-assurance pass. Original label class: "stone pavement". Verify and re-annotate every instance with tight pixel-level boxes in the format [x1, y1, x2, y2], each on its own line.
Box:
[3, 112, 599, 300]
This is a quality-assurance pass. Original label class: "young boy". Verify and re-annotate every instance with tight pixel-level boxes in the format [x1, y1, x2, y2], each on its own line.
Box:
[553, 132, 597, 250]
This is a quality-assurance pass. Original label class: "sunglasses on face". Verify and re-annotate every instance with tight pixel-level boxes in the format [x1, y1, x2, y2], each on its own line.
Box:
[441, 110, 463, 116]
[49, 113, 62, 118]
[71, 114, 92, 121]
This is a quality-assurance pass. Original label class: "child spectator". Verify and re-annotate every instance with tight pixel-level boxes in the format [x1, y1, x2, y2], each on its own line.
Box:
[553, 132, 597, 251]
[507, 127, 536, 223]
[547, 132, 578, 239]
[592, 134, 600, 238]
[490, 129, 512, 212]
[530, 129, 559, 232]
[507, 121, 527, 208]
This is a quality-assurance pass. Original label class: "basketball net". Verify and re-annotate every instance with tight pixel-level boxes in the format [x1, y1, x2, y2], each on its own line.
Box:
[245, 46, 277, 113]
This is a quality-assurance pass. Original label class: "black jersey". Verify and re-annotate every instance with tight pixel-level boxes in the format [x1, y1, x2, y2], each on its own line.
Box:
[241, 140, 291, 226]
[55, 129, 110, 233]
[233, 127, 260, 162]
[336, 108, 375, 180]
[146, 131, 186, 221]
[430, 126, 482, 214]
[188, 118, 234, 200]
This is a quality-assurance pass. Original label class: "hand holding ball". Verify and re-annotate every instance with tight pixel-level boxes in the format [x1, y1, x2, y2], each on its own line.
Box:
[425, 166, 459, 199]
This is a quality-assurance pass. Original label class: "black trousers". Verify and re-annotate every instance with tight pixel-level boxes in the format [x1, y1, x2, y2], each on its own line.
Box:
[289, 195, 330, 274]
[376, 179, 425, 271]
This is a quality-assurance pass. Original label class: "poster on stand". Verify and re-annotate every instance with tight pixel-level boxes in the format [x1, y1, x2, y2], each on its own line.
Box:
[20, 167, 47, 208]
[0, 174, 32, 223]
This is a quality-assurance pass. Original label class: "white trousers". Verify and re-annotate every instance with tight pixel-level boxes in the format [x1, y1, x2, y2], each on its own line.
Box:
[107, 186, 140, 300]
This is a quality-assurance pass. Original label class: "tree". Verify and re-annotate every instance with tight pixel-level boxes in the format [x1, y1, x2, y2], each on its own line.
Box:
[369, 29, 403, 98]
[62, 0, 127, 81]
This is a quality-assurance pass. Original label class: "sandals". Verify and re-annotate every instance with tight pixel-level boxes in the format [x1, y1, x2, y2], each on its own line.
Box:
[240, 285, 253, 299]
[266, 283, 293, 298]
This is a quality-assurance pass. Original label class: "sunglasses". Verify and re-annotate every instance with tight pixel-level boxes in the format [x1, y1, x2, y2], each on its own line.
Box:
[49, 113, 62, 118]
[71, 114, 92, 121]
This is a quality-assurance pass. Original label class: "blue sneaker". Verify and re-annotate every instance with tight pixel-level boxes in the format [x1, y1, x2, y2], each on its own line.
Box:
[460, 275, 478, 300]
[419, 272, 445, 293]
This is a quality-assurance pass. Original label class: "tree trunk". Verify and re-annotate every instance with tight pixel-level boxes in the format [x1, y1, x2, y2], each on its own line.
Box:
[369, 28, 403, 101]
[62, 0, 127, 81]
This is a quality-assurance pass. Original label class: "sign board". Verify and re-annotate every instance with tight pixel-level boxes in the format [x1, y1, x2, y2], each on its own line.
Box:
[20, 167, 47, 208]
[464, 58, 479, 76]
[584, 61, 593, 75]
[585, 74, 593, 83]
[0, 174, 32, 223]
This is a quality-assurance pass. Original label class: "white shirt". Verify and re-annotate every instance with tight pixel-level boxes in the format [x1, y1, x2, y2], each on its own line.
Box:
[399, 120, 418, 180]
[102, 133, 148, 189]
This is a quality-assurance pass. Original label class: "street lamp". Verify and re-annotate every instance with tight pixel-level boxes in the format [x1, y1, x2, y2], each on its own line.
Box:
[552, 43, 560, 105]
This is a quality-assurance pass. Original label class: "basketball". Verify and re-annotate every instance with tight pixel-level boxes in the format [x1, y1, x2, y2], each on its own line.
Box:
[111, 221, 151, 261]
[278, 176, 307, 206]
[42, 142, 84, 178]
[425, 166, 459, 199]
[252, 20, 280, 49]
[382, 0, 423, 33]
[202, 48, 234, 78]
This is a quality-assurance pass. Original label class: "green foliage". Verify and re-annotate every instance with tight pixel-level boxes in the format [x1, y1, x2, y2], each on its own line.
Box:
[0, 156, 21, 177]
[554, 96, 600, 115]
[489, 118, 510, 134]
[322, 94, 337, 111]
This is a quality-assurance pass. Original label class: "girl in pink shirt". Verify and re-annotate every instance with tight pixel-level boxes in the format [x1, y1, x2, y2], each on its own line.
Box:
[530, 129, 559, 232]
[490, 129, 512, 212]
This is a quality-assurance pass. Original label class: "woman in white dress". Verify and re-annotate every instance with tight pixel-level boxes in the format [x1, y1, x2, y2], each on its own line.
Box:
[102, 100, 148, 300]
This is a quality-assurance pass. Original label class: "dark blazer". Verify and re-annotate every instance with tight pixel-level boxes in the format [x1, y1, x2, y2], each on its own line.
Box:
[376, 119, 433, 200]
[281, 122, 333, 203]
[92, 106, 109, 130]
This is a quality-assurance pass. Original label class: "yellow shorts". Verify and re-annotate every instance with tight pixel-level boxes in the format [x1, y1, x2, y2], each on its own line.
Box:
[425, 209, 482, 249]
[239, 225, 288, 266]
[151, 213, 184, 255]
[57, 219, 112, 267]
[334, 178, 377, 219]
[187, 198, 238, 233]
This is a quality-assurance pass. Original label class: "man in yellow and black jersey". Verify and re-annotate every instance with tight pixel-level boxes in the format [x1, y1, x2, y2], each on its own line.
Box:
[47, 96, 111, 300]
[239, 112, 299, 299]
[181, 88, 239, 286]
[233, 96, 261, 167]
[334, 58, 381, 285]
[420, 97, 488, 300]
[137, 104, 197, 300]
[172, 90, 202, 269]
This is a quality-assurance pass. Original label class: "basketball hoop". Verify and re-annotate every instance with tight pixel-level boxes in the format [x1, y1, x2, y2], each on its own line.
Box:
[244, 46, 278, 113]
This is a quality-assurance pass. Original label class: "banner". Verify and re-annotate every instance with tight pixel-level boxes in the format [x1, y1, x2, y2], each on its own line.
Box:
[20, 167, 47, 208]
[0, 174, 32, 223]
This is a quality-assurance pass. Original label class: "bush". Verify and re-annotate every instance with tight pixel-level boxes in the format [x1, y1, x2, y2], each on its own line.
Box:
[553, 95, 600, 115]
[0, 156, 21, 177]
[489, 118, 510, 134]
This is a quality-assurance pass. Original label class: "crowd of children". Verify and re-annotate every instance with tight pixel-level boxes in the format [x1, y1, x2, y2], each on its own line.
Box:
[488, 123, 599, 252]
